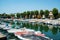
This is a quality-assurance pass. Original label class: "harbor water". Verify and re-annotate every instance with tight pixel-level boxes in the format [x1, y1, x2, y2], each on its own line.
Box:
[0, 20, 60, 40]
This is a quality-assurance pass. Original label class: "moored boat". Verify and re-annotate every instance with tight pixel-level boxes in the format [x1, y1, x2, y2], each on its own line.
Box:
[14, 27, 52, 40]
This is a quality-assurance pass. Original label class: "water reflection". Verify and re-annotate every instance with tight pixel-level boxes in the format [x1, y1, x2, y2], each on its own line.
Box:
[39, 25, 43, 32]
[59, 28, 60, 32]
[10, 21, 59, 35]
[9, 21, 60, 40]
[43, 25, 49, 32]
[51, 27, 58, 35]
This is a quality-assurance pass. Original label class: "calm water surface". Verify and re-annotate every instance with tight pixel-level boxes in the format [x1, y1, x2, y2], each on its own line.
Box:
[12, 21, 60, 40]
[1, 21, 60, 40]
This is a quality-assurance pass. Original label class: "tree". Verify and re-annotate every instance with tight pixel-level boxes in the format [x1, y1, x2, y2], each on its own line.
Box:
[34, 10, 39, 18]
[44, 10, 49, 18]
[21, 12, 26, 18]
[23, 12, 27, 18]
[20, 13, 23, 18]
[10, 14, 15, 18]
[30, 11, 35, 18]
[40, 10, 44, 17]
[2, 13, 6, 16]
[16, 13, 20, 18]
[52, 8, 58, 19]
[1, 13, 8, 18]
[0, 14, 1, 16]
[58, 12, 60, 18]
[26, 11, 31, 18]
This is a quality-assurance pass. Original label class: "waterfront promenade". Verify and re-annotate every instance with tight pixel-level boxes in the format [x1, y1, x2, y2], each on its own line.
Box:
[2, 18, 60, 26]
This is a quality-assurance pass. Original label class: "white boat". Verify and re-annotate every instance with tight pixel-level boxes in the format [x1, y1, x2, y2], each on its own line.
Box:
[12, 27, 52, 40]
[7, 28, 34, 33]
[0, 23, 12, 30]
[1, 24, 52, 40]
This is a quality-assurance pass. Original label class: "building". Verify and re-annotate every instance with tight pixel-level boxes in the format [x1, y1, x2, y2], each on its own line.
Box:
[49, 11, 54, 19]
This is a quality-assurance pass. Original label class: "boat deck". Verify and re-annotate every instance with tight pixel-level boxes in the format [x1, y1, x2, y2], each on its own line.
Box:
[17, 34, 51, 40]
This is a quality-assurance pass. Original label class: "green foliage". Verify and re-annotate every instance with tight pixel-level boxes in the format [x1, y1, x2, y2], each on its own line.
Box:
[0, 8, 59, 19]
[44, 10, 49, 18]
[30, 11, 34, 15]
[26, 11, 30, 15]
[52, 8, 58, 19]
[26, 11, 31, 18]
[10, 14, 15, 17]
[34, 10, 39, 15]
[34, 10, 39, 18]
[58, 13, 60, 18]
[16, 13, 20, 18]
[40, 10, 44, 17]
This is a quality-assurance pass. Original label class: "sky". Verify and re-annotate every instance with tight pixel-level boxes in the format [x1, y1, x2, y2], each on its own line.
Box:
[0, 0, 60, 14]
